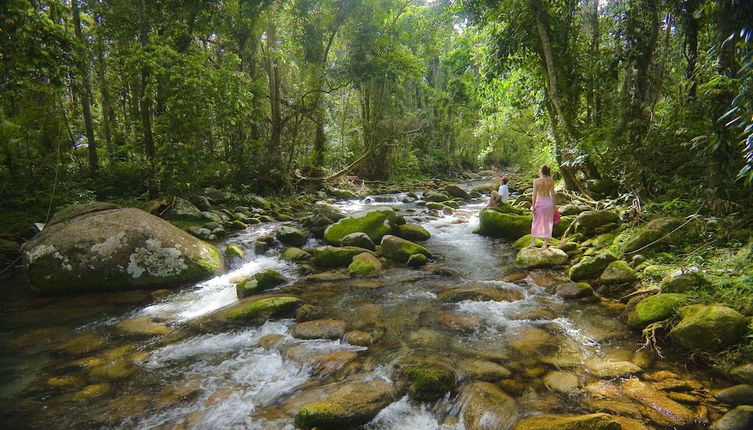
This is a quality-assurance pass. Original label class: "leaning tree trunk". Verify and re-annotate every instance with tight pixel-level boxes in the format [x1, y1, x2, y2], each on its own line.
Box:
[72, 0, 99, 175]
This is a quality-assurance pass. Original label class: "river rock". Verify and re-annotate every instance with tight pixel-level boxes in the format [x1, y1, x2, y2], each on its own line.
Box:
[627, 293, 687, 329]
[395, 224, 431, 242]
[569, 253, 616, 281]
[543, 371, 580, 393]
[710, 406, 753, 430]
[294, 376, 396, 429]
[584, 359, 642, 378]
[661, 268, 707, 293]
[348, 252, 383, 276]
[224, 245, 244, 261]
[275, 225, 308, 247]
[399, 357, 456, 401]
[23, 206, 223, 294]
[423, 190, 452, 202]
[345, 330, 373, 346]
[72, 383, 111, 401]
[281, 247, 310, 261]
[443, 184, 471, 200]
[555, 282, 594, 299]
[116, 316, 169, 336]
[311, 246, 373, 268]
[512, 413, 620, 430]
[438, 286, 524, 303]
[515, 247, 569, 268]
[340, 232, 376, 250]
[512, 234, 561, 250]
[621, 377, 695, 427]
[459, 359, 511, 381]
[407, 253, 428, 267]
[508, 327, 553, 355]
[380, 235, 431, 263]
[669, 305, 749, 351]
[574, 210, 620, 237]
[295, 304, 324, 322]
[218, 295, 302, 323]
[731, 364, 753, 384]
[436, 312, 482, 332]
[236, 269, 288, 298]
[715, 385, 753, 405]
[291, 319, 347, 340]
[624, 217, 686, 254]
[461, 381, 519, 430]
[323, 208, 397, 245]
[475, 209, 532, 239]
[598, 261, 637, 285]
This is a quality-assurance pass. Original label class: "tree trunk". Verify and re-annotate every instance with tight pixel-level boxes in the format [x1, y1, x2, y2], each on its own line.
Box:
[684, 0, 699, 100]
[72, 0, 99, 175]
[265, 11, 282, 157]
[587, 0, 599, 124]
[94, 16, 116, 165]
[139, 0, 157, 199]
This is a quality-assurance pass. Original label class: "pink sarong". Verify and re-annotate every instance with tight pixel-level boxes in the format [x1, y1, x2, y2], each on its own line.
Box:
[531, 196, 554, 238]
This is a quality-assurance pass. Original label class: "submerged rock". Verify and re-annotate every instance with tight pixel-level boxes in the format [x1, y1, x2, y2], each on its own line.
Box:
[291, 319, 347, 340]
[568, 253, 616, 281]
[323, 208, 397, 245]
[461, 381, 519, 430]
[584, 359, 642, 378]
[669, 305, 749, 351]
[348, 252, 383, 276]
[512, 413, 620, 430]
[515, 247, 569, 268]
[294, 376, 396, 429]
[23, 206, 223, 294]
[399, 357, 456, 401]
[543, 371, 580, 393]
[116, 316, 169, 336]
[395, 224, 431, 242]
[620, 377, 695, 427]
[380, 235, 431, 263]
[459, 359, 511, 381]
[475, 209, 532, 240]
[627, 293, 687, 330]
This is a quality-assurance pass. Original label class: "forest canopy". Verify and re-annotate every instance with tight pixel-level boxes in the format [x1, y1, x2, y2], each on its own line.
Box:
[1, 0, 752, 216]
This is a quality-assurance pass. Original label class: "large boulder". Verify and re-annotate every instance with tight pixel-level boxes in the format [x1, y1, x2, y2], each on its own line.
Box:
[627, 294, 688, 330]
[568, 253, 616, 281]
[348, 252, 383, 276]
[23, 207, 223, 294]
[323, 208, 397, 245]
[516, 247, 569, 268]
[275, 225, 308, 247]
[423, 190, 452, 202]
[624, 217, 685, 254]
[395, 224, 431, 242]
[442, 184, 472, 201]
[311, 246, 373, 268]
[669, 305, 749, 351]
[598, 261, 637, 285]
[380, 235, 431, 263]
[512, 413, 620, 430]
[295, 376, 396, 429]
[462, 381, 519, 430]
[48, 201, 120, 225]
[475, 209, 532, 240]
[574, 210, 620, 237]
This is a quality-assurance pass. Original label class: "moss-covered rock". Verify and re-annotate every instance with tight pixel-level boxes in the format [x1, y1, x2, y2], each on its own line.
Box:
[236, 269, 288, 298]
[23, 207, 223, 294]
[669, 305, 749, 351]
[513, 234, 561, 250]
[395, 224, 431, 242]
[222, 295, 302, 322]
[426, 202, 452, 211]
[380, 235, 431, 263]
[224, 245, 244, 261]
[661, 269, 707, 293]
[48, 202, 121, 225]
[627, 294, 688, 329]
[407, 253, 428, 267]
[399, 357, 456, 401]
[599, 261, 637, 285]
[624, 217, 685, 254]
[423, 190, 452, 202]
[462, 381, 519, 430]
[275, 225, 308, 247]
[574, 210, 620, 237]
[555, 282, 594, 299]
[442, 184, 471, 200]
[229, 220, 247, 230]
[474, 209, 532, 240]
[340, 232, 375, 250]
[488, 203, 527, 215]
[512, 413, 621, 430]
[311, 246, 373, 268]
[515, 247, 569, 268]
[323, 208, 397, 245]
[553, 215, 577, 237]
[294, 377, 395, 429]
[569, 253, 617, 280]
[281, 247, 311, 261]
[348, 252, 383, 276]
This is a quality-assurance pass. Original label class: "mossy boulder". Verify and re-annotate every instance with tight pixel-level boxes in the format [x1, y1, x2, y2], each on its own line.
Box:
[627, 294, 688, 330]
[475, 209, 532, 240]
[515, 247, 569, 268]
[380, 235, 431, 263]
[399, 357, 456, 401]
[294, 377, 396, 429]
[462, 381, 519, 430]
[513, 234, 561, 250]
[661, 269, 707, 293]
[442, 184, 471, 200]
[224, 245, 244, 261]
[275, 225, 308, 247]
[599, 261, 637, 285]
[488, 203, 527, 215]
[221, 295, 301, 323]
[423, 190, 452, 202]
[407, 253, 428, 267]
[395, 224, 431, 242]
[624, 217, 685, 254]
[553, 215, 577, 238]
[48, 202, 120, 225]
[236, 269, 288, 298]
[669, 305, 749, 351]
[23, 207, 223, 294]
[512, 413, 621, 430]
[311, 246, 373, 268]
[323, 208, 397, 245]
[281, 247, 311, 261]
[568, 253, 617, 280]
[574, 210, 620, 237]
[229, 220, 247, 230]
[348, 252, 383, 276]
[340, 232, 375, 250]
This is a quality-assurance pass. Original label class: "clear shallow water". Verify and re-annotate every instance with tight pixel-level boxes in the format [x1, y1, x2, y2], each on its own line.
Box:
[0, 184, 726, 429]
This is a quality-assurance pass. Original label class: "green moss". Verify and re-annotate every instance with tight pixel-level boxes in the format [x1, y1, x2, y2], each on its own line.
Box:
[512, 234, 561, 250]
[627, 293, 688, 329]
[323, 209, 397, 244]
[475, 209, 531, 239]
[348, 252, 382, 275]
[403, 364, 455, 401]
[395, 224, 431, 242]
[224, 296, 301, 321]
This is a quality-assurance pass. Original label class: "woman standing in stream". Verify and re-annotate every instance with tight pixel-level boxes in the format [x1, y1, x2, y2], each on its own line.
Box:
[528, 165, 556, 249]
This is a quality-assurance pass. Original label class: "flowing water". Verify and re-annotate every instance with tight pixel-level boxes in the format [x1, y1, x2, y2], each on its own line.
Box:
[0, 186, 730, 429]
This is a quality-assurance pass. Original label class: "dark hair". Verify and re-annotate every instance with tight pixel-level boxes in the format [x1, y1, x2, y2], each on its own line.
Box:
[540, 165, 551, 177]
[501, 176, 509, 184]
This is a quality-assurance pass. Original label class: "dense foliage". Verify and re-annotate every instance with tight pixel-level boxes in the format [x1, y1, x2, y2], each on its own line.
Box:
[1, 0, 752, 220]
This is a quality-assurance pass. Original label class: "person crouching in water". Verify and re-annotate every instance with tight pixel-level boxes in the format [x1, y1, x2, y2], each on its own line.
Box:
[528, 165, 556, 249]
[487, 174, 510, 207]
